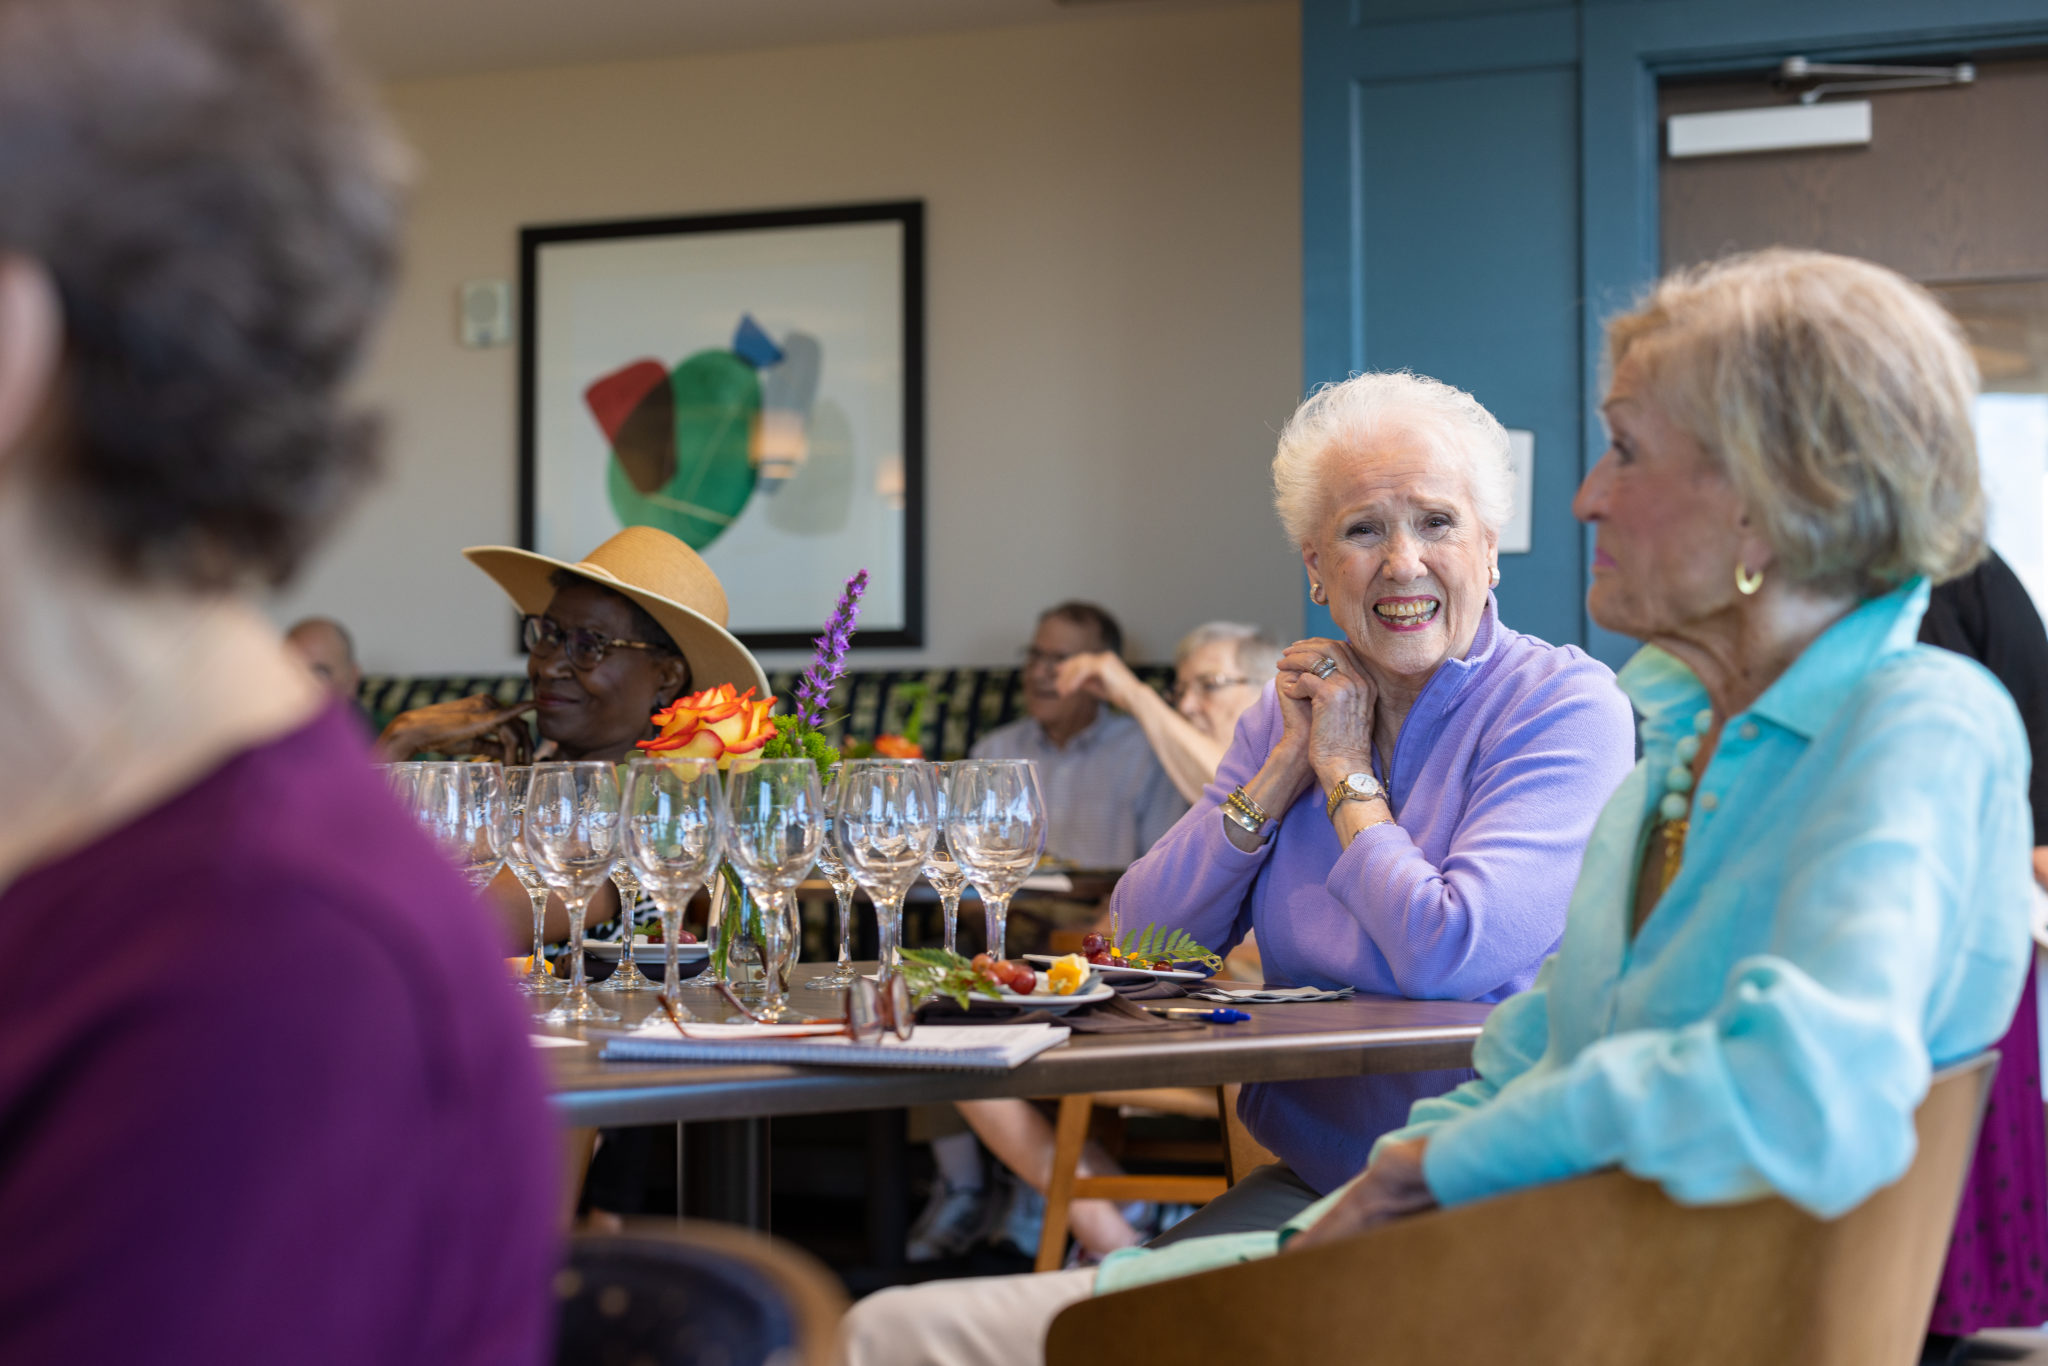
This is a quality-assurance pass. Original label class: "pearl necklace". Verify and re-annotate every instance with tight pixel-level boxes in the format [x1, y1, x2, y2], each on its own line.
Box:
[1653, 707, 1713, 896]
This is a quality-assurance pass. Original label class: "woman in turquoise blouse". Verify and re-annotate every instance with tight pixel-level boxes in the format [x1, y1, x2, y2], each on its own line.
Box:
[837, 249, 2037, 1366]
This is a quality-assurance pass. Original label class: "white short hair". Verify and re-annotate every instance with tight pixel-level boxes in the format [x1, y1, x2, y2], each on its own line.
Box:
[1175, 621, 1283, 680]
[1271, 371, 1514, 547]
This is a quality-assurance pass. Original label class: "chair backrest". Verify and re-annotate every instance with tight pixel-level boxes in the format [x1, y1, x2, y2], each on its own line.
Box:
[1047, 1053, 1997, 1366]
[554, 1218, 848, 1366]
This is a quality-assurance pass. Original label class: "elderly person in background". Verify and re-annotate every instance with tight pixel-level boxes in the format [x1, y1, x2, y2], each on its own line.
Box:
[285, 616, 364, 705]
[1055, 622, 1284, 804]
[0, 2, 559, 1362]
[840, 249, 2035, 1366]
[971, 601, 1186, 868]
[1118, 370, 1636, 1236]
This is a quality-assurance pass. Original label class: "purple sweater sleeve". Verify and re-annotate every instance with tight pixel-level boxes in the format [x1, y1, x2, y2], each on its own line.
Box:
[1108, 692, 1284, 956]
[1331, 672, 1636, 998]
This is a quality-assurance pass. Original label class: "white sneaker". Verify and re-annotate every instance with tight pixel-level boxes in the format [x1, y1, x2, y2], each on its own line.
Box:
[906, 1180, 992, 1262]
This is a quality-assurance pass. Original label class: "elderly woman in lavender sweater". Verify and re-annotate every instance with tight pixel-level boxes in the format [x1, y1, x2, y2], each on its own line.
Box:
[1115, 371, 1637, 1231]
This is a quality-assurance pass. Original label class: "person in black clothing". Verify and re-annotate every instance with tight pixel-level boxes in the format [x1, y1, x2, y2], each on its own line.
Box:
[1920, 548, 2048, 885]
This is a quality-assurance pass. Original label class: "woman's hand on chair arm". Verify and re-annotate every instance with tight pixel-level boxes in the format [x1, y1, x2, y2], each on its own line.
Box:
[1283, 1139, 1437, 1252]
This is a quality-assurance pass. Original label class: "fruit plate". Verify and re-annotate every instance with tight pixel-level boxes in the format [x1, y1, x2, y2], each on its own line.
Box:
[911, 972, 1114, 1014]
[1024, 953, 1207, 983]
[586, 936, 710, 965]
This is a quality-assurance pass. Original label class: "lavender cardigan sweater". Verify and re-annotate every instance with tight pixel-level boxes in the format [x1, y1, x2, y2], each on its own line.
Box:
[1110, 599, 1635, 1192]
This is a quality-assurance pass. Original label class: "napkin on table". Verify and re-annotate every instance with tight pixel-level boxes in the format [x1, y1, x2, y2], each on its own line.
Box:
[1186, 983, 1355, 1004]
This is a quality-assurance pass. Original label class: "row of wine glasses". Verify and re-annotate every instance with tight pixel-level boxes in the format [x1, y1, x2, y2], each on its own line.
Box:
[380, 754, 1048, 1027]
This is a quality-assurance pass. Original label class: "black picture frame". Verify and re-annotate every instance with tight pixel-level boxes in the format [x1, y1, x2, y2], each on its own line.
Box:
[518, 199, 926, 651]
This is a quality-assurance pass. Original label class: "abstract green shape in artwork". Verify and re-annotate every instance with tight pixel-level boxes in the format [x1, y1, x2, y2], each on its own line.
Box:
[592, 349, 761, 551]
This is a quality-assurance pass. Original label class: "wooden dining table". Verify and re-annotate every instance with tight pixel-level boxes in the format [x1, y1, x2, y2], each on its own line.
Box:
[535, 966, 1493, 1236]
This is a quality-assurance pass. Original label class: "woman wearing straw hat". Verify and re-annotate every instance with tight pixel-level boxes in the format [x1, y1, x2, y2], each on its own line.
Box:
[377, 525, 768, 947]
[375, 524, 768, 767]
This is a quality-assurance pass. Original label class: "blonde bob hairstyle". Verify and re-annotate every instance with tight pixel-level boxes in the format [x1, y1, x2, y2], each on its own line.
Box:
[1606, 248, 1985, 594]
[1271, 371, 1514, 549]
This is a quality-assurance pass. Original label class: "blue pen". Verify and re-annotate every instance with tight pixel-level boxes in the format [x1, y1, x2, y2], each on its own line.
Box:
[1144, 1005, 1251, 1024]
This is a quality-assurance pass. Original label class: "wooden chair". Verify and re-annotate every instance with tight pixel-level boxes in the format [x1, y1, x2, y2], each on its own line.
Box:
[553, 1217, 848, 1366]
[1046, 1053, 1997, 1364]
[1035, 1083, 1280, 1271]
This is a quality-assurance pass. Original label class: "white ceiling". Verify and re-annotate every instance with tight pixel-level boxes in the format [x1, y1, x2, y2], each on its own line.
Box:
[315, 0, 1239, 82]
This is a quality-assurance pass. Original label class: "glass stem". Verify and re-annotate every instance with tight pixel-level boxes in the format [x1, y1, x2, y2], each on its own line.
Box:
[834, 885, 854, 969]
[564, 894, 591, 1006]
[941, 890, 961, 956]
[875, 892, 904, 975]
[984, 892, 1010, 962]
[527, 886, 548, 974]
[659, 903, 689, 1018]
[761, 889, 791, 1016]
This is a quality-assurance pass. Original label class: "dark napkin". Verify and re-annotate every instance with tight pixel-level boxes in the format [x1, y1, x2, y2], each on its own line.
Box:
[915, 993, 1202, 1033]
[1111, 979, 1191, 1002]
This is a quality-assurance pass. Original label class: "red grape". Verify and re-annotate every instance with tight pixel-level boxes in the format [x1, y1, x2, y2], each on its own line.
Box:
[1081, 933, 1107, 954]
[1086, 949, 1111, 965]
[1009, 968, 1037, 995]
[678, 930, 698, 944]
[971, 953, 996, 976]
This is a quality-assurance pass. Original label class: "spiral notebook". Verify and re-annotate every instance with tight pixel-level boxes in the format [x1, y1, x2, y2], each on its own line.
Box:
[600, 1021, 1070, 1071]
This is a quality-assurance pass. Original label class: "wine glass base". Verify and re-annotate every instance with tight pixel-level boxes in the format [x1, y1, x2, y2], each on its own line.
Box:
[541, 995, 619, 1025]
[600, 961, 661, 992]
[804, 968, 859, 990]
[517, 972, 567, 996]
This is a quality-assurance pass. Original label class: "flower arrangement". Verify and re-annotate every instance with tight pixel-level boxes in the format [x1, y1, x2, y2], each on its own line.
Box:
[647, 569, 868, 980]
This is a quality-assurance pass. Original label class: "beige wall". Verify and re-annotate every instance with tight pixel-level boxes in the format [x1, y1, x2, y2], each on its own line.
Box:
[274, 2, 1304, 675]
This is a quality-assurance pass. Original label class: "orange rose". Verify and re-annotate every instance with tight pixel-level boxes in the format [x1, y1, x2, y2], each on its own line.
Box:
[639, 683, 776, 771]
[872, 734, 924, 759]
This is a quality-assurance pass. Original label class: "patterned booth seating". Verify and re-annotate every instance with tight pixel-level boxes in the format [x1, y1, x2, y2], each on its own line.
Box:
[358, 664, 1175, 761]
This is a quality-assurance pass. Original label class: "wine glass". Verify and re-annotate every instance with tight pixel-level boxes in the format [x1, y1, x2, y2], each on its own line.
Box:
[920, 760, 970, 955]
[807, 767, 863, 991]
[621, 757, 725, 1021]
[834, 759, 938, 975]
[381, 761, 424, 809]
[945, 759, 1046, 962]
[724, 759, 825, 1023]
[504, 766, 562, 996]
[412, 761, 509, 888]
[525, 761, 623, 1025]
[603, 859, 658, 994]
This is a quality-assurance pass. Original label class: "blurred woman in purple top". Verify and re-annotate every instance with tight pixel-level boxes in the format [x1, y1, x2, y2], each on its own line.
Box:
[0, 2, 559, 1363]
[1113, 372, 1636, 1233]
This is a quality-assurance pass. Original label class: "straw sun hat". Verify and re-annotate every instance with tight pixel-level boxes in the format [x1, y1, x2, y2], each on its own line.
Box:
[464, 526, 771, 699]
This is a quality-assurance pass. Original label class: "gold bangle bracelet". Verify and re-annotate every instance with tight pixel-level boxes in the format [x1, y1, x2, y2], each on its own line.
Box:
[1224, 786, 1275, 838]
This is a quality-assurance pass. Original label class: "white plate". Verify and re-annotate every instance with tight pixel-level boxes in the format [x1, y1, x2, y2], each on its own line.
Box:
[1024, 953, 1207, 983]
[585, 936, 710, 965]
[940, 972, 1114, 1014]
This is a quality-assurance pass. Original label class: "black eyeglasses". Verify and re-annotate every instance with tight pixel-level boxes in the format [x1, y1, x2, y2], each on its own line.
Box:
[677, 973, 916, 1043]
[522, 615, 668, 672]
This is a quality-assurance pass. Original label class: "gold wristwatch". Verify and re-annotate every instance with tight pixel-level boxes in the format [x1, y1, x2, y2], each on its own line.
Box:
[1327, 770, 1387, 820]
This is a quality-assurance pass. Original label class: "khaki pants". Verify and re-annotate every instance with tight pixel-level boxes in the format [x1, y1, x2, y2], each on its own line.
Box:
[837, 1267, 1096, 1366]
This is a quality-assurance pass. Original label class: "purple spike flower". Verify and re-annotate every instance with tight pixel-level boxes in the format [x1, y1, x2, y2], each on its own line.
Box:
[795, 569, 867, 729]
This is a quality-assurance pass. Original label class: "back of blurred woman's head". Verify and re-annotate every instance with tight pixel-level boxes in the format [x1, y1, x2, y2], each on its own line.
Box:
[0, 0, 405, 590]
[1606, 248, 1984, 597]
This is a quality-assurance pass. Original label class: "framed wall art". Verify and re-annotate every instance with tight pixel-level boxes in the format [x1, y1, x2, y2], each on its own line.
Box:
[519, 200, 925, 649]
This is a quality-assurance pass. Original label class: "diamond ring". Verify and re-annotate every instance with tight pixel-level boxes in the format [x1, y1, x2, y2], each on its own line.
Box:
[1312, 657, 1339, 679]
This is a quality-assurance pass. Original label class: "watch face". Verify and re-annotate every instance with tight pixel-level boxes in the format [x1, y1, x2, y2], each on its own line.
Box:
[1346, 773, 1377, 798]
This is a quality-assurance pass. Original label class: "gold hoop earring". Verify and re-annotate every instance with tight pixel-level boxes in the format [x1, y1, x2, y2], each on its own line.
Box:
[1735, 563, 1764, 596]
[1309, 583, 1326, 605]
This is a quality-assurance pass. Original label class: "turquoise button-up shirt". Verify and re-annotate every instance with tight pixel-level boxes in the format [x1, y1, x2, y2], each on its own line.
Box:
[1097, 579, 2033, 1294]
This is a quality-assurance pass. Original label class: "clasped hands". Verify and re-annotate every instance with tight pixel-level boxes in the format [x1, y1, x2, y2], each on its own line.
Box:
[1283, 1137, 1437, 1253]
[1266, 637, 1380, 803]
[374, 695, 552, 765]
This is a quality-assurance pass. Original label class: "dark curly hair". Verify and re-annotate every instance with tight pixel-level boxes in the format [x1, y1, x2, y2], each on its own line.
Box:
[0, 0, 406, 588]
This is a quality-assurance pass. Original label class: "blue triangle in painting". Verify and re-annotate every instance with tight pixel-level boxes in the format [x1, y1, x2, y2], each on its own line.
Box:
[731, 313, 785, 369]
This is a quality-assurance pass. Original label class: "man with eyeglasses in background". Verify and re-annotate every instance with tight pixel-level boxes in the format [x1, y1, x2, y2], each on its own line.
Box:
[969, 602, 1188, 871]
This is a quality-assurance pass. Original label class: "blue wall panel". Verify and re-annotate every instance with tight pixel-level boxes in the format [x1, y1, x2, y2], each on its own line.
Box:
[1305, 0, 2048, 663]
